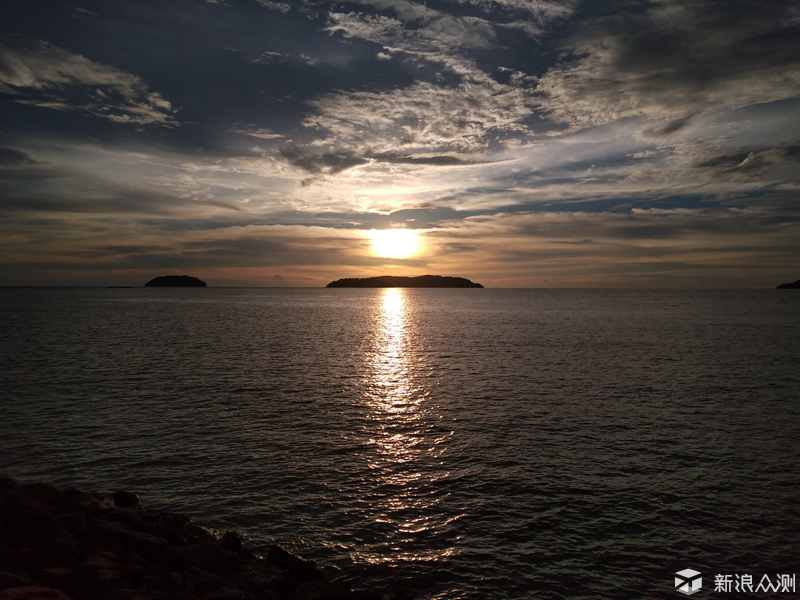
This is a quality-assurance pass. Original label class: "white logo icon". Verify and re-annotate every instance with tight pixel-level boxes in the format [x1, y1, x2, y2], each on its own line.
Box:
[676, 569, 702, 595]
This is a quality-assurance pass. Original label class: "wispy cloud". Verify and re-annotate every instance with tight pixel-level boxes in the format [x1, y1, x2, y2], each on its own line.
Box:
[0, 39, 177, 125]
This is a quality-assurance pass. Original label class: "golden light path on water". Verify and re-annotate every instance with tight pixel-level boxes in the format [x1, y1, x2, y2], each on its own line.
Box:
[351, 288, 458, 567]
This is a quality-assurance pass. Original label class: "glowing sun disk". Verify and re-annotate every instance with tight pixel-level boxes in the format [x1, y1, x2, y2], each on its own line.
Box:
[370, 229, 420, 259]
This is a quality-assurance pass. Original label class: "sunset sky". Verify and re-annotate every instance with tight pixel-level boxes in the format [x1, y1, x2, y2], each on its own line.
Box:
[1, 0, 799, 287]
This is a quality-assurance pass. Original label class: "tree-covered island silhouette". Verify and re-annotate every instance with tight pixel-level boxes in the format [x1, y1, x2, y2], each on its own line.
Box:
[145, 275, 207, 287]
[327, 275, 483, 288]
[776, 279, 800, 289]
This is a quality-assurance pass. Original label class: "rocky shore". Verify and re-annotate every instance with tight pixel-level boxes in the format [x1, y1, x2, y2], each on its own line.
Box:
[0, 477, 408, 600]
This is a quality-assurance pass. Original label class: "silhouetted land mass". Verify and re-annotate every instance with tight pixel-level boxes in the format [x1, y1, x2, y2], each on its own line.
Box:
[0, 476, 403, 600]
[327, 275, 483, 288]
[145, 275, 207, 287]
[776, 279, 800, 289]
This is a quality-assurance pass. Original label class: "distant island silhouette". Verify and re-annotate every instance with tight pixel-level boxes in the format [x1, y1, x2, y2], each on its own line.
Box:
[145, 275, 207, 287]
[327, 275, 483, 288]
[776, 279, 800, 289]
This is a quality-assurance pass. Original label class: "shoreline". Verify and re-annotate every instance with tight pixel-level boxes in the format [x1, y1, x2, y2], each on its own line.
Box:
[0, 477, 410, 600]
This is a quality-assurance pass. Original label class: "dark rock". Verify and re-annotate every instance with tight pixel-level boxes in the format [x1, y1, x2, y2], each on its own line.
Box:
[0, 572, 30, 590]
[0, 588, 75, 600]
[85, 493, 116, 513]
[145, 275, 207, 287]
[154, 542, 235, 574]
[286, 580, 353, 600]
[94, 521, 169, 557]
[166, 571, 184, 591]
[184, 566, 225, 596]
[777, 279, 800, 289]
[199, 586, 255, 600]
[327, 274, 483, 288]
[59, 490, 102, 514]
[146, 511, 217, 546]
[112, 492, 139, 509]
[115, 550, 146, 567]
[0, 543, 17, 572]
[14, 485, 63, 510]
[220, 531, 245, 554]
[146, 592, 186, 600]
[349, 593, 384, 600]
[140, 574, 164, 589]
[0, 478, 400, 600]
[112, 590, 152, 600]
[0, 479, 17, 494]
[80, 551, 122, 577]
[19, 537, 77, 572]
[32, 569, 71, 590]
[266, 547, 323, 583]
[8, 513, 64, 547]
[55, 513, 85, 530]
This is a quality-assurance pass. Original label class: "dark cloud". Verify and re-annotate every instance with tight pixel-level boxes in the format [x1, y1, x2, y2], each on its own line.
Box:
[0, 148, 36, 166]
[539, 0, 800, 128]
[639, 115, 694, 139]
[367, 153, 473, 166]
[280, 147, 368, 174]
[696, 143, 800, 179]
[548, 239, 593, 245]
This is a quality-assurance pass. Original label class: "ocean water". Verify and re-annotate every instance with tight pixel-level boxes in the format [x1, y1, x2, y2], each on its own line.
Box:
[1, 287, 799, 599]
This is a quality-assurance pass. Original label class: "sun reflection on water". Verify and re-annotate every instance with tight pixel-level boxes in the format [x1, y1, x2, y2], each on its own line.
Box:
[353, 288, 457, 566]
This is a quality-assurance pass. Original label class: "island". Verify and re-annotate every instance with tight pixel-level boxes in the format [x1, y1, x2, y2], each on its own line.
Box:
[145, 275, 207, 287]
[776, 279, 800, 289]
[327, 275, 483, 288]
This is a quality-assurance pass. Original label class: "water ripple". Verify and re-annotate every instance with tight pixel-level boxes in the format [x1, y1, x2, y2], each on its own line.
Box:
[1, 287, 799, 599]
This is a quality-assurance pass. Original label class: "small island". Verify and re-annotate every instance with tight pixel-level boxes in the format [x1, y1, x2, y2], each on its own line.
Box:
[327, 275, 483, 288]
[776, 279, 800, 289]
[145, 275, 207, 287]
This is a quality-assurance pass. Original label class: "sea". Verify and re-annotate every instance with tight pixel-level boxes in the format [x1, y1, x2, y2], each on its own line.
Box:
[1, 287, 799, 599]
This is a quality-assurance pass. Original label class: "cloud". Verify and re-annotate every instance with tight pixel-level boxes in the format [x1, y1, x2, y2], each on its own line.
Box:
[346, 0, 576, 22]
[0, 147, 37, 167]
[0, 39, 177, 125]
[638, 115, 694, 139]
[537, 0, 800, 130]
[304, 76, 535, 155]
[698, 145, 800, 180]
[280, 147, 368, 175]
[421, 203, 800, 286]
[455, 0, 576, 20]
[367, 152, 476, 166]
[254, 0, 292, 13]
[294, 1, 572, 169]
[232, 126, 283, 140]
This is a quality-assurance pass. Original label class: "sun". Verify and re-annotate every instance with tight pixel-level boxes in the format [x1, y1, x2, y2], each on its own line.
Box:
[369, 229, 420, 259]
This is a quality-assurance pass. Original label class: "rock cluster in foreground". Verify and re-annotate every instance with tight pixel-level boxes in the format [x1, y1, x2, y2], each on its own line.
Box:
[0, 477, 406, 600]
